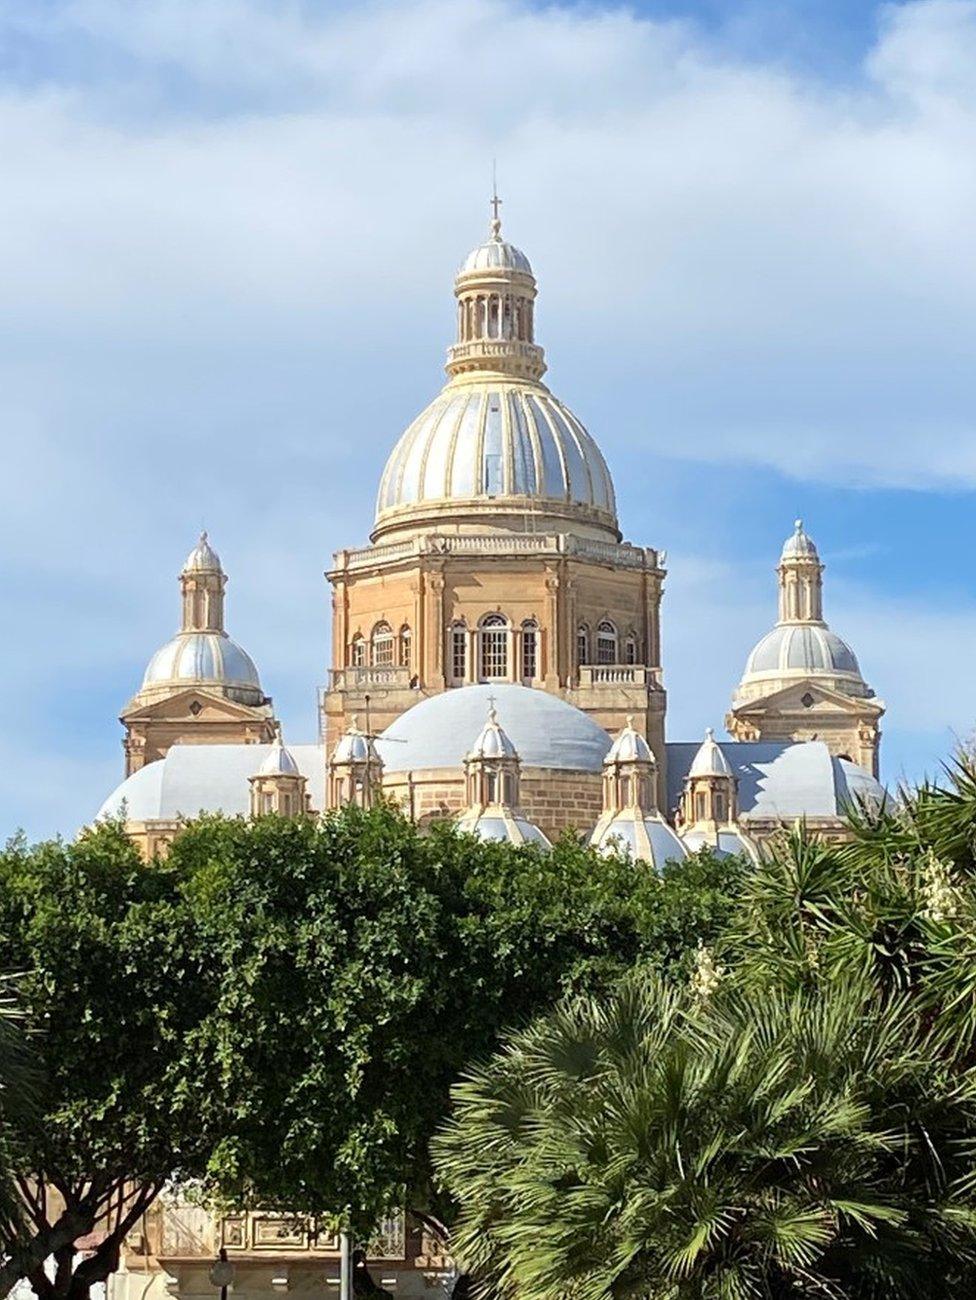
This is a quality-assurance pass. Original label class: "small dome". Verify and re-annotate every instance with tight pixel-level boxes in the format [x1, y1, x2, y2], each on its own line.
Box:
[461, 219, 532, 275]
[590, 811, 688, 871]
[377, 684, 612, 774]
[141, 631, 263, 697]
[743, 624, 862, 680]
[468, 704, 518, 761]
[257, 734, 299, 777]
[456, 807, 550, 848]
[688, 728, 734, 779]
[681, 826, 758, 862]
[332, 720, 381, 766]
[781, 519, 819, 562]
[605, 719, 654, 765]
[184, 530, 222, 573]
[375, 382, 616, 528]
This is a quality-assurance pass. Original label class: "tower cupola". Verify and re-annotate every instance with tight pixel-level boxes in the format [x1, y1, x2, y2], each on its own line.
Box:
[679, 730, 757, 860]
[457, 701, 550, 846]
[589, 718, 687, 868]
[249, 727, 309, 817]
[329, 717, 384, 809]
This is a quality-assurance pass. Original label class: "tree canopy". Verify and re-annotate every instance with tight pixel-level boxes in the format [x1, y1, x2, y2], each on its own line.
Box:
[0, 804, 736, 1296]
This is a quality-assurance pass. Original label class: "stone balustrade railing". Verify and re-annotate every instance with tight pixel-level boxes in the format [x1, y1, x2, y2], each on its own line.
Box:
[332, 533, 661, 573]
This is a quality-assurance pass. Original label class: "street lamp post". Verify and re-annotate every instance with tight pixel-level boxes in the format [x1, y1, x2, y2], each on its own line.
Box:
[209, 1247, 235, 1300]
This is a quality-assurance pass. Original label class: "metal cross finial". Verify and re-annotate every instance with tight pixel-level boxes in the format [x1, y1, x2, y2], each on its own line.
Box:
[490, 161, 502, 235]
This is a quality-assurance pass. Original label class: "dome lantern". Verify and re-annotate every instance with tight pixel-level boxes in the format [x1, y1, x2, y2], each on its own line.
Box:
[447, 195, 545, 383]
[778, 519, 824, 623]
[678, 729, 757, 862]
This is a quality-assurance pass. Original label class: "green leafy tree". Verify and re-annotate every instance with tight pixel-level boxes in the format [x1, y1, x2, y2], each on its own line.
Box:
[0, 805, 739, 1294]
[0, 822, 221, 1300]
[434, 974, 976, 1300]
[172, 808, 742, 1230]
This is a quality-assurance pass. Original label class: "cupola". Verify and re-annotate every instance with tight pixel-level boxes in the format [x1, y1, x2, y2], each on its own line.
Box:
[678, 730, 757, 861]
[456, 701, 550, 846]
[138, 533, 266, 707]
[249, 728, 309, 817]
[329, 717, 384, 809]
[372, 199, 618, 544]
[589, 718, 687, 868]
[733, 520, 872, 702]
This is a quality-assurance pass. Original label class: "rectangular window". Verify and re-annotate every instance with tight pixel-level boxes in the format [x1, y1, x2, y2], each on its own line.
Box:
[481, 628, 508, 680]
[597, 635, 616, 665]
[522, 628, 537, 681]
[452, 628, 467, 682]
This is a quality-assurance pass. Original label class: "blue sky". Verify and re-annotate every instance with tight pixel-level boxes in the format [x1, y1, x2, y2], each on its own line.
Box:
[2, 0, 976, 839]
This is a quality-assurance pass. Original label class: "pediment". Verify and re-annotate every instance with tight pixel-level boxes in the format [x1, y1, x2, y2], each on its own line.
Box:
[122, 688, 268, 724]
[731, 681, 883, 720]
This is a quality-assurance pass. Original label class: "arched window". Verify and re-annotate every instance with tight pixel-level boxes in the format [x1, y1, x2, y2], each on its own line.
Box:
[479, 614, 509, 680]
[597, 620, 617, 665]
[521, 619, 538, 682]
[371, 621, 394, 667]
[625, 633, 638, 665]
[399, 625, 412, 669]
[451, 622, 467, 683]
[695, 791, 707, 821]
[351, 636, 366, 668]
[577, 624, 589, 668]
[714, 792, 726, 821]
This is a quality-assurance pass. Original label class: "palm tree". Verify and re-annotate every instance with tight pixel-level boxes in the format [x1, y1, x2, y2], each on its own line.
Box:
[433, 973, 976, 1300]
[0, 974, 38, 1255]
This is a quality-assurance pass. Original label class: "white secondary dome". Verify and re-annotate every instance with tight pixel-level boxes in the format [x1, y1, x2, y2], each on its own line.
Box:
[374, 382, 617, 531]
[742, 624, 864, 687]
[376, 684, 612, 774]
[141, 631, 264, 703]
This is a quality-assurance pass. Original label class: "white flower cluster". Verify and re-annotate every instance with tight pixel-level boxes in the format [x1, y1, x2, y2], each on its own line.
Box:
[921, 849, 959, 924]
[690, 942, 723, 1001]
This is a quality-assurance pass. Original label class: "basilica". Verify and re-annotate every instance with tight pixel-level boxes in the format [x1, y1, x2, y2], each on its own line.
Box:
[99, 207, 885, 864]
[96, 207, 889, 1298]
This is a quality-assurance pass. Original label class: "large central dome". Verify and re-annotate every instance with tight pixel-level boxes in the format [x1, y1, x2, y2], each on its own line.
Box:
[372, 209, 619, 543]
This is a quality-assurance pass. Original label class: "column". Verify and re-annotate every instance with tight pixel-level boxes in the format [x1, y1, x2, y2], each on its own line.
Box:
[545, 569, 561, 688]
[426, 571, 446, 690]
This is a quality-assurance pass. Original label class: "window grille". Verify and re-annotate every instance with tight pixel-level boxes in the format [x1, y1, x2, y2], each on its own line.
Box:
[577, 624, 589, 667]
[351, 637, 366, 668]
[480, 615, 508, 680]
[371, 622, 394, 667]
[522, 620, 538, 681]
[399, 626, 411, 669]
[597, 620, 617, 665]
[451, 624, 467, 682]
[625, 635, 638, 665]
